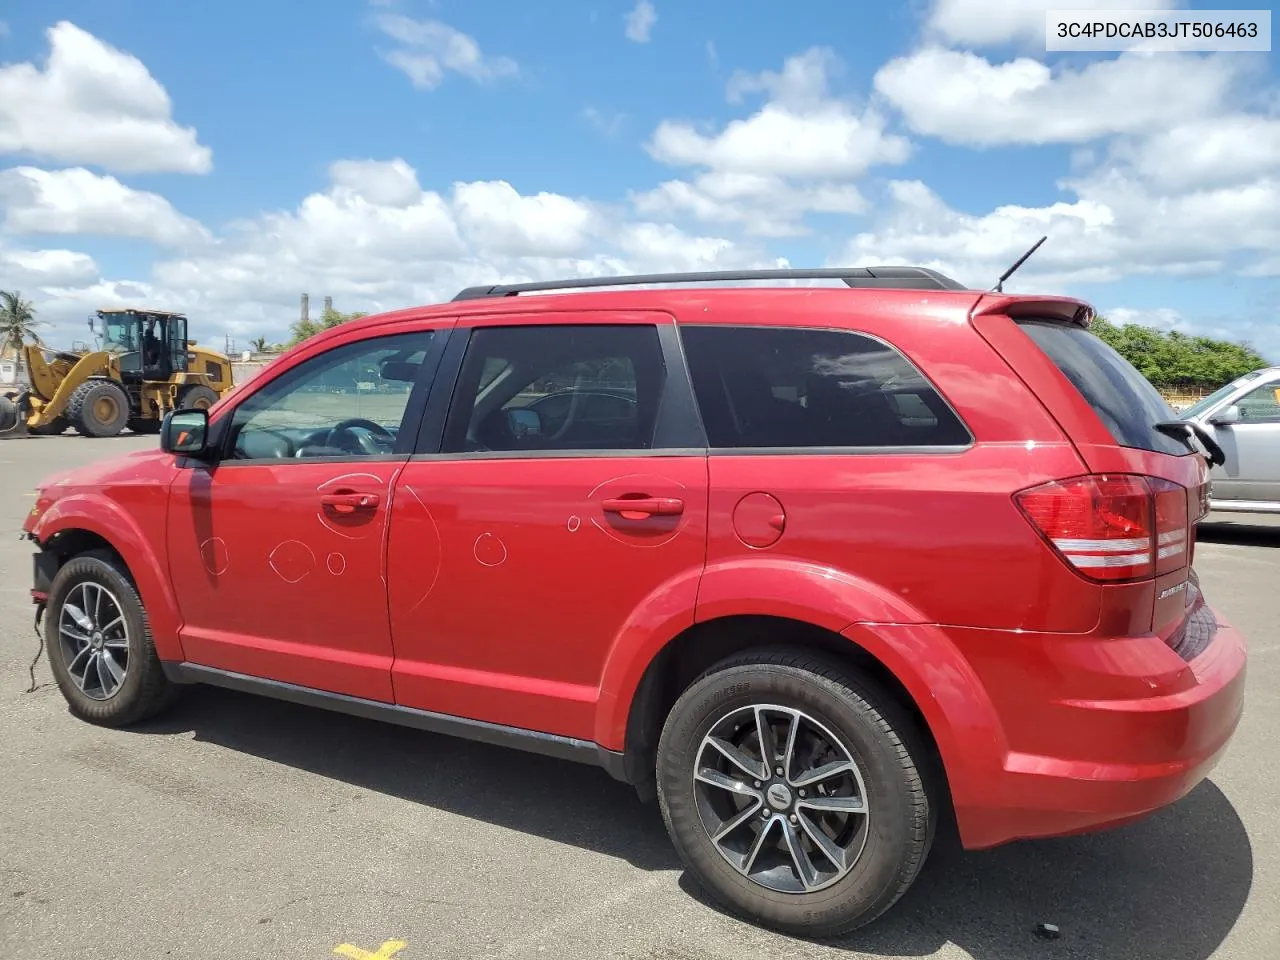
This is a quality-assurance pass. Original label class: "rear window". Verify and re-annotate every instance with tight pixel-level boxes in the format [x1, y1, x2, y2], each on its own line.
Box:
[1018, 320, 1186, 456]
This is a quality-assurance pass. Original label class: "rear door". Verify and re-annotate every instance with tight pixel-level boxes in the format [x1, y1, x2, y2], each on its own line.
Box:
[386, 312, 708, 740]
[975, 311, 1207, 638]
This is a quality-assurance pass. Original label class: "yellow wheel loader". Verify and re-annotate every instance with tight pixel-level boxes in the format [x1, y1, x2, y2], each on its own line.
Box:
[0, 308, 234, 439]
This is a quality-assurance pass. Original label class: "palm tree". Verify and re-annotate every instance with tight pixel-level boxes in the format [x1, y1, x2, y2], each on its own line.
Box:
[249, 336, 269, 352]
[1, 291, 44, 377]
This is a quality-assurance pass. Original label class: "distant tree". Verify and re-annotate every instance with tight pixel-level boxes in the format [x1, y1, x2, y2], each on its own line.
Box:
[1, 291, 44, 374]
[1090, 316, 1268, 390]
[249, 336, 270, 352]
[287, 305, 368, 347]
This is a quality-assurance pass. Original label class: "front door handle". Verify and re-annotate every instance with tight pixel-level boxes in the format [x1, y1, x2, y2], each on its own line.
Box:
[601, 496, 684, 518]
[321, 491, 380, 514]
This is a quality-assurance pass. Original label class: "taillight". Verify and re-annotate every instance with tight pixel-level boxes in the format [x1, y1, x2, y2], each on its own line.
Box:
[1149, 477, 1188, 575]
[1015, 474, 1189, 582]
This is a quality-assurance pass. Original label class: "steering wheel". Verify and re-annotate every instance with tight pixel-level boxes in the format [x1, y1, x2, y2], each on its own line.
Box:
[331, 418, 393, 437]
[325, 418, 394, 456]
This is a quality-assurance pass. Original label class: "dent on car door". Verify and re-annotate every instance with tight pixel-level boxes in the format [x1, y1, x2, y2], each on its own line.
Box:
[166, 328, 443, 701]
[385, 316, 709, 740]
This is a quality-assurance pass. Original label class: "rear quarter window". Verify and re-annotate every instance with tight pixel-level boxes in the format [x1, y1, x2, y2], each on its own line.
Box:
[1017, 320, 1187, 456]
[679, 325, 971, 449]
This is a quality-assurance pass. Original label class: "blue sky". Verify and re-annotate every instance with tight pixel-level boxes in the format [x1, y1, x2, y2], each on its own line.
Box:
[0, 0, 1277, 357]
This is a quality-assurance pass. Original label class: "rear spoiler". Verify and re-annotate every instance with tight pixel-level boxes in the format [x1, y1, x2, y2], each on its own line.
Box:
[967, 293, 1095, 327]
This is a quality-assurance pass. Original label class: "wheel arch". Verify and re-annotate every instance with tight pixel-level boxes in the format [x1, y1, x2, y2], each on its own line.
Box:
[610, 615, 951, 806]
[32, 501, 185, 662]
[605, 608, 1008, 841]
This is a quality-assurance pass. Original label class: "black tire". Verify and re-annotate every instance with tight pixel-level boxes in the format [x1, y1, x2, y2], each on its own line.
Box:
[67, 379, 130, 438]
[177, 384, 219, 410]
[127, 418, 162, 434]
[657, 649, 934, 939]
[31, 416, 69, 436]
[45, 551, 179, 727]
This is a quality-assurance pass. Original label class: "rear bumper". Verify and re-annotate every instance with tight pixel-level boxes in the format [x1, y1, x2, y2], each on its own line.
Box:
[948, 605, 1247, 850]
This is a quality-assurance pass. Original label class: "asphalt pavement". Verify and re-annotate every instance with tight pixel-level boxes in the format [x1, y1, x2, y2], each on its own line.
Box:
[1, 434, 1277, 960]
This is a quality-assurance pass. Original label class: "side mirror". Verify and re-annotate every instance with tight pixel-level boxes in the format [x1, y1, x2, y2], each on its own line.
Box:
[161, 409, 210, 456]
[1209, 404, 1240, 426]
[507, 408, 542, 439]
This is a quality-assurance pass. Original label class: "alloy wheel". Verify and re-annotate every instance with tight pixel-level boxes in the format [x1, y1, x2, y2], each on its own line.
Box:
[692, 703, 870, 893]
[57, 581, 130, 700]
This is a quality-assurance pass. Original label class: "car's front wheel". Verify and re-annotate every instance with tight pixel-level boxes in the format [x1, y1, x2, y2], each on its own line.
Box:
[45, 552, 178, 727]
[656, 650, 935, 938]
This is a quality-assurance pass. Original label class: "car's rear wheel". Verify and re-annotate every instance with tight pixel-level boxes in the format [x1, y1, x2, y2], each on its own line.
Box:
[656, 650, 934, 938]
[45, 552, 178, 727]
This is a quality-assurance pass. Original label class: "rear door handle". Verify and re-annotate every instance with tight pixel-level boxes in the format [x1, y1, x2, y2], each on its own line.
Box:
[601, 496, 684, 518]
[321, 491, 380, 514]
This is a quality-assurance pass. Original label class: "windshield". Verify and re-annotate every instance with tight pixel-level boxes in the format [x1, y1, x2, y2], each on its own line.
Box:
[1179, 371, 1265, 419]
[100, 314, 138, 353]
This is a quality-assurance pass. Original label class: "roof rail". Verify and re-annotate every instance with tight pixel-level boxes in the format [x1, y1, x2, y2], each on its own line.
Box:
[451, 266, 969, 301]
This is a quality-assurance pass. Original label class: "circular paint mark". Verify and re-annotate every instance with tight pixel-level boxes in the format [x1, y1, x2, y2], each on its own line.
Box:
[199, 537, 229, 576]
[567, 515, 581, 533]
[268, 540, 315, 584]
[732, 492, 786, 548]
[326, 552, 347, 576]
[473, 533, 507, 567]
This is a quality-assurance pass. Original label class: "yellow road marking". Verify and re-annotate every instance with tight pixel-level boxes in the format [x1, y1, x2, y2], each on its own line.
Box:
[334, 940, 407, 960]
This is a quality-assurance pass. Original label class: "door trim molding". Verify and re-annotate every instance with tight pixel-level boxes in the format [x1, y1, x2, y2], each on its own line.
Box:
[161, 661, 630, 781]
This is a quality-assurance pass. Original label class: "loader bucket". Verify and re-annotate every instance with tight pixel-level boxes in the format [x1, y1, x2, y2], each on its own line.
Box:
[0, 394, 31, 439]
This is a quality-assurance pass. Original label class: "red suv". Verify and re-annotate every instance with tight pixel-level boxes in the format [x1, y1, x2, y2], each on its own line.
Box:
[24, 268, 1247, 937]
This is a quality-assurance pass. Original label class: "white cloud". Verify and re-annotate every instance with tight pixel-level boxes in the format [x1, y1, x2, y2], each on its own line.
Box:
[632, 172, 865, 237]
[0, 244, 99, 289]
[625, 1, 657, 43]
[642, 48, 906, 236]
[10, 157, 761, 346]
[837, 171, 1280, 290]
[328, 158, 422, 207]
[874, 46, 1238, 146]
[582, 106, 626, 138]
[1105, 307, 1189, 331]
[452, 180, 600, 257]
[613, 222, 768, 274]
[925, 0, 1180, 47]
[1105, 115, 1280, 191]
[0, 167, 210, 246]
[0, 21, 211, 174]
[649, 48, 910, 180]
[374, 14, 517, 90]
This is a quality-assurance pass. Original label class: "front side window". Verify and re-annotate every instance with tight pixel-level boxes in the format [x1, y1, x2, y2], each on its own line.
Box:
[1236, 381, 1280, 423]
[442, 324, 665, 453]
[225, 330, 434, 461]
[679, 325, 971, 449]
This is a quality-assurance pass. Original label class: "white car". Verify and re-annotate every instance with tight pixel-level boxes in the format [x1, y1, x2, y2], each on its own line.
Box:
[1180, 366, 1280, 514]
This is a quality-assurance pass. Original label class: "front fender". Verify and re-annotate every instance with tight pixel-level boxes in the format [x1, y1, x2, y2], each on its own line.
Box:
[32, 495, 185, 662]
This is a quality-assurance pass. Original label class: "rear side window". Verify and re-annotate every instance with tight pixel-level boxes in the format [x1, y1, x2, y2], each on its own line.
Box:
[679, 325, 971, 449]
[1018, 320, 1186, 456]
